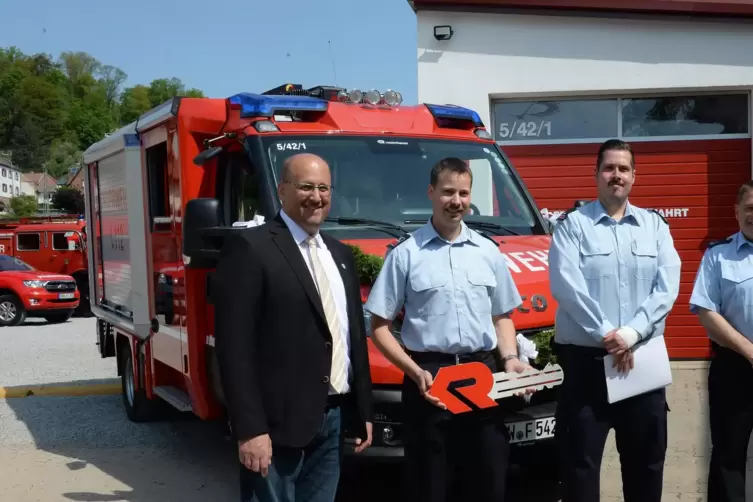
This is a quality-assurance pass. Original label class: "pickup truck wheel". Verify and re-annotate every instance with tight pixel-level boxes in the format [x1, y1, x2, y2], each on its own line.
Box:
[44, 310, 74, 324]
[0, 294, 25, 327]
[119, 343, 161, 422]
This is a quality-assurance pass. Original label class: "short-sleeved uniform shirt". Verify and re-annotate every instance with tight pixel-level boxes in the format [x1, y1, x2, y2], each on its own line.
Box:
[689, 231, 753, 342]
[548, 200, 682, 348]
[364, 220, 522, 354]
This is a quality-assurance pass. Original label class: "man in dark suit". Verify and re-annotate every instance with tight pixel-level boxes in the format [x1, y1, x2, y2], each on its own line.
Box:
[213, 152, 374, 502]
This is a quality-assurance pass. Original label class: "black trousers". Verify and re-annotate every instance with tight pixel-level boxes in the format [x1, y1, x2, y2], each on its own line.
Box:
[555, 343, 668, 502]
[708, 345, 753, 502]
[402, 350, 511, 502]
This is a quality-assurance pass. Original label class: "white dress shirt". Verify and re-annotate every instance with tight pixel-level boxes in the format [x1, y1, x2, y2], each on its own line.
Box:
[280, 210, 351, 394]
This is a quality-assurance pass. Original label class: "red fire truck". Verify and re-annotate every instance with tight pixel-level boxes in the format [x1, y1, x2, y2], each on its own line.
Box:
[0, 215, 90, 316]
[82, 84, 560, 467]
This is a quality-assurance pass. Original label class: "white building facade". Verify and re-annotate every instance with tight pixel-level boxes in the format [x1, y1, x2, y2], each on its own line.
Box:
[412, 0, 753, 359]
[0, 156, 23, 200]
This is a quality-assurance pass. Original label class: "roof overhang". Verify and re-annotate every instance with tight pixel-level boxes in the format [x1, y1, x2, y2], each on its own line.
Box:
[409, 0, 753, 18]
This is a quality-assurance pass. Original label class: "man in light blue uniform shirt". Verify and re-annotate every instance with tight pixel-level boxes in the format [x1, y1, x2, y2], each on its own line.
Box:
[548, 139, 681, 502]
[364, 157, 532, 502]
[689, 180, 753, 502]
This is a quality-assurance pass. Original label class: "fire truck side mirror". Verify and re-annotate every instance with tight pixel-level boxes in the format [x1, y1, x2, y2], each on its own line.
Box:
[183, 198, 227, 268]
[194, 146, 223, 166]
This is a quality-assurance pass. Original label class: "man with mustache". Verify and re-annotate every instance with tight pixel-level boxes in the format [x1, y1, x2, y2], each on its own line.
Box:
[689, 180, 753, 502]
[364, 157, 532, 502]
[548, 139, 682, 502]
[213, 153, 374, 502]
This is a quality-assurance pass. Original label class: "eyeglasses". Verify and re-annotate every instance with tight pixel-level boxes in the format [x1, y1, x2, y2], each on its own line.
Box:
[285, 181, 334, 194]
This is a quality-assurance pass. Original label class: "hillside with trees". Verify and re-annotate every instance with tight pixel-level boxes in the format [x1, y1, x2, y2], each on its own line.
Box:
[0, 46, 204, 179]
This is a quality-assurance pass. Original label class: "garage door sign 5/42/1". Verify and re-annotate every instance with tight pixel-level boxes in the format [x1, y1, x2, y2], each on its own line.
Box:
[499, 121, 552, 139]
[427, 361, 564, 413]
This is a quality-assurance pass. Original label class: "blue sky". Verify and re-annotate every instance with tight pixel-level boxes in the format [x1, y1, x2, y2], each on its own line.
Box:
[0, 0, 419, 103]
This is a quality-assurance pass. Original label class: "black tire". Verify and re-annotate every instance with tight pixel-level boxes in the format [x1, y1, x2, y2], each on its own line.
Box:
[119, 342, 162, 422]
[0, 294, 26, 327]
[44, 310, 74, 324]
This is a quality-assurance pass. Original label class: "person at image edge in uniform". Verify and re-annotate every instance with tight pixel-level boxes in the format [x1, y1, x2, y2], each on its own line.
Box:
[212, 152, 374, 502]
[689, 180, 753, 502]
[548, 139, 681, 502]
[364, 157, 535, 502]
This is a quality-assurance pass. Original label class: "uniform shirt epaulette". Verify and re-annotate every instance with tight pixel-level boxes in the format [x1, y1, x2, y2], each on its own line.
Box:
[557, 207, 577, 222]
[649, 209, 669, 225]
[471, 228, 500, 247]
[707, 237, 733, 249]
[386, 233, 412, 251]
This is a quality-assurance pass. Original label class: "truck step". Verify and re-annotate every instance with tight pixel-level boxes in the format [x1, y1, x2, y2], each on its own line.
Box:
[153, 386, 193, 412]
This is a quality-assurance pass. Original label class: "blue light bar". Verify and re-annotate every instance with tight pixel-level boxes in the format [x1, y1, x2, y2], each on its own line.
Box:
[425, 104, 484, 127]
[227, 93, 329, 118]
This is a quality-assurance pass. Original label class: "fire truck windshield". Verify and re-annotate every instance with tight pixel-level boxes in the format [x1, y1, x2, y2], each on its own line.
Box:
[0, 255, 33, 272]
[261, 136, 545, 236]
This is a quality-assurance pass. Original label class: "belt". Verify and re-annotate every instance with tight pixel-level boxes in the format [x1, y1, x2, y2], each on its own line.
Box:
[325, 393, 346, 411]
[554, 343, 608, 359]
[407, 349, 495, 365]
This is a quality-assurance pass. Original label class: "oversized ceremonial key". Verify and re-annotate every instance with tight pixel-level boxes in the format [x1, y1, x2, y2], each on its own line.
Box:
[427, 362, 565, 414]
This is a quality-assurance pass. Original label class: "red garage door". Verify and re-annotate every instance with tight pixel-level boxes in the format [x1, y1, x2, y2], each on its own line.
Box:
[493, 93, 751, 359]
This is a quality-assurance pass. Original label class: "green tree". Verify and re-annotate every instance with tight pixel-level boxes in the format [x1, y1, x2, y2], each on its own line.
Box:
[45, 139, 81, 180]
[10, 194, 38, 217]
[119, 84, 152, 125]
[51, 186, 85, 214]
[0, 46, 205, 172]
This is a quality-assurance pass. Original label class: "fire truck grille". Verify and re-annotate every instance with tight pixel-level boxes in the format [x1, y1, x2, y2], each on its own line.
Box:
[45, 281, 77, 293]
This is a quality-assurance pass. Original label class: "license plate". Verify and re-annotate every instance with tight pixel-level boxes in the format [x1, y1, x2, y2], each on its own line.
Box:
[58, 293, 74, 300]
[507, 417, 556, 444]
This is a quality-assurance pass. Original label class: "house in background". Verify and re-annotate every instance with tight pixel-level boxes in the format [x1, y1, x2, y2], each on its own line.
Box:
[67, 166, 84, 191]
[0, 156, 24, 212]
[21, 173, 58, 206]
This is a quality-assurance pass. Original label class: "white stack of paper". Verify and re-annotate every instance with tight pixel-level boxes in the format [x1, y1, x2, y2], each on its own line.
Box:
[604, 335, 673, 404]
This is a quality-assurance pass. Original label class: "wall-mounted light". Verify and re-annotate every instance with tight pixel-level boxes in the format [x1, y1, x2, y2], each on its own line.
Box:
[434, 25, 453, 41]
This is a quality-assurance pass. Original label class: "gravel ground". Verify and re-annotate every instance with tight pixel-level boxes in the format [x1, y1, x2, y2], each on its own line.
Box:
[0, 317, 114, 388]
[0, 394, 560, 502]
[0, 316, 560, 501]
[0, 395, 237, 501]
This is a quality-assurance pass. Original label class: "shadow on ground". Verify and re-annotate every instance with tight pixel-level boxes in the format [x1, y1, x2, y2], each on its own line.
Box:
[3, 389, 560, 502]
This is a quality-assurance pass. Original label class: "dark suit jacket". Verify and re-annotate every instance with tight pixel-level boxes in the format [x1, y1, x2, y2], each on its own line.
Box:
[213, 212, 374, 448]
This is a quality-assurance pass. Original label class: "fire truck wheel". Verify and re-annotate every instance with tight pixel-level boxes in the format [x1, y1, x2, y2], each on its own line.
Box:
[0, 294, 26, 327]
[119, 342, 161, 422]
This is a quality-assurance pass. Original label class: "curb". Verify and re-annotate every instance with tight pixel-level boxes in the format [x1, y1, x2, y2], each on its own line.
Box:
[0, 380, 121, 398]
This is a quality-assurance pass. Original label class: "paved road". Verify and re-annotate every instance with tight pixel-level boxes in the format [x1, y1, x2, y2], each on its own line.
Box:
[0, 316, 560, 501]
[0, 317, 111, 387]
[0, 394, 560, 502]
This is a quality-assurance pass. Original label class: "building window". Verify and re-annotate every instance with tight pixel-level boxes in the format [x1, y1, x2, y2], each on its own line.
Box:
[17, 233, 40, 251]
[15, 172, 18, 180]
[1, 169, 5, 177]
[493, 92, 750, 145]
[494, 99, 618, 142]
[621, 94, 748, 138]
[2, 184, 6, 193]
[15, 187, 18, 195]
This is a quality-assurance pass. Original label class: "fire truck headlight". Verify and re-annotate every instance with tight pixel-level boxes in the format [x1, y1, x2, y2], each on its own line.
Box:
[23, 280, 46, 288]
[364, 89, 381, 106]
[347, 89, 363, 103]
[383, 89, 401, 106]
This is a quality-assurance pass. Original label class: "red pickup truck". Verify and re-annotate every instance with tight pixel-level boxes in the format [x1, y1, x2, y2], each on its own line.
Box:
[0, 254, 80, 326]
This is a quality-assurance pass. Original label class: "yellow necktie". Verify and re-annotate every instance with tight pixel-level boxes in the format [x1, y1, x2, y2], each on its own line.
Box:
[306, 236, 347, 394]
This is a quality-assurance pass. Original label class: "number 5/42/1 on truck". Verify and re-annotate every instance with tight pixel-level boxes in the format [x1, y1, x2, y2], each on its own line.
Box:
[81, 83, 560, 470]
